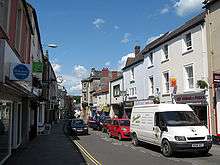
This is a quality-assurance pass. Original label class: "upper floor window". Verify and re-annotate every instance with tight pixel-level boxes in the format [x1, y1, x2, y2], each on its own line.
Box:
[148, 52, 153, 67]
[185, 33, 192, 51]
[113, 84, 120, 97]
[0, 0, 9, 33]
[163, 72, 169, 94]
[163, 44, 169, 61]
[149, 76, 154, 95]
[184, 64, 194, 89]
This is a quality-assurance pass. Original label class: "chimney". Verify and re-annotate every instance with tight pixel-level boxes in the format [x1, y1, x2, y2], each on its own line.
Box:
[102, 68, 109, 77]
[134, 46, 140, 57]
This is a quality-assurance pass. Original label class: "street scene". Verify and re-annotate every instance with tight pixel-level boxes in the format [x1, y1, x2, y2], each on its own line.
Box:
[1, 0, 220, 165]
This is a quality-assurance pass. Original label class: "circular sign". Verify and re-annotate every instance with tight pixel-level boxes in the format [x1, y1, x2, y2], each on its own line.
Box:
[13, 64, 30, 80]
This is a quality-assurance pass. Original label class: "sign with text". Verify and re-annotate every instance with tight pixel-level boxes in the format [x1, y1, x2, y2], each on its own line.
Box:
[174, 92, 207, 105]
[32, 61, 43, 73]
[10, 63, 32, 81]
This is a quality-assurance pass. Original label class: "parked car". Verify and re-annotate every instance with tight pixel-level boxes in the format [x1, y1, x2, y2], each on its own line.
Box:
[100, 116, 111, 133]
[108, 118, 130, 140]
[87, 116, 100, 130]
[130, 104, 212, 157]
[70, 119, 88, 135]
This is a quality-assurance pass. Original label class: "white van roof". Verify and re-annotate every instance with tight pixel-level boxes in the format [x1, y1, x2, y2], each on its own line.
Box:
[133, 104, 193, 112]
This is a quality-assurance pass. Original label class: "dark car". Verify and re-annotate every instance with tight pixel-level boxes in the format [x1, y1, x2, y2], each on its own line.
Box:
[88, 116, 101, 130]
[71, 119, 88, 135]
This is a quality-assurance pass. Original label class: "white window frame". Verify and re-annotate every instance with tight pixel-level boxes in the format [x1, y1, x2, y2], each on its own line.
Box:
[183, 32, 192, 54]
[163, 71, 170, 94]
[184, 64, 194, 90]
[149, 76, 154, 96]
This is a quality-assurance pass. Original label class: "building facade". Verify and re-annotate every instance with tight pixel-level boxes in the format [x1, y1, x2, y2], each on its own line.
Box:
[204, 0, 220, 136]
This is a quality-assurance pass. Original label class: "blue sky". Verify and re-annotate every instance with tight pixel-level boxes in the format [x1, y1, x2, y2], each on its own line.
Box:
[28, 0, 204, 95]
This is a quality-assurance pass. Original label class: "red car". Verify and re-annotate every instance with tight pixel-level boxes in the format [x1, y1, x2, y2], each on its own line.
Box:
[108, 118, 130, 140]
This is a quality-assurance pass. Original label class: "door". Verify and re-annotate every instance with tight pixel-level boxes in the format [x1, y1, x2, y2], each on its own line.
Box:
[152, 112, 163, 145]
[141, 112, 155, 143]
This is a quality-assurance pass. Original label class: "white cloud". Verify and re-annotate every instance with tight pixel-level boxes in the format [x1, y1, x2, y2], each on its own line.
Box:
[114, 25, 119, 30]
[73, 65, 89, 79]
[93, 18, 105, 29]
[121, 33, 131, 44]
[146, 33, 164, 44]
[174, 0, 203, 16]
[118, 52, 135, 70]
[160, 5, 170, 14]
[105, 61, 111, 66]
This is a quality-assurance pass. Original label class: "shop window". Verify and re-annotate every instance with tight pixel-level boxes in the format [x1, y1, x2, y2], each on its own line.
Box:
[0, 101, 12, 162]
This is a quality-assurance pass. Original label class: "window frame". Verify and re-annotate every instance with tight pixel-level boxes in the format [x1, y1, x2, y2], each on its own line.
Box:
[184, 64, 194, 90]
[149, 76, 154, 96]
[148, 52, 153, 67]
[163, 71, 170, 94]
[185, 33, 192, 51]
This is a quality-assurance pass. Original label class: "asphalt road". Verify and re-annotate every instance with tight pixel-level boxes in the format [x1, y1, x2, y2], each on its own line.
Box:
[72, 129, 220, 165]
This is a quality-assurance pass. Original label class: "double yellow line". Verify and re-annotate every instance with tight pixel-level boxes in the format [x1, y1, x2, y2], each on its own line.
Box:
[72, 139, 102, 165]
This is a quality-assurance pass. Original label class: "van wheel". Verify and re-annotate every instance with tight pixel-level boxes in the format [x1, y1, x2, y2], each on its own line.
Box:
[161, 139, 173, 157]
[131, 134, 139, 146]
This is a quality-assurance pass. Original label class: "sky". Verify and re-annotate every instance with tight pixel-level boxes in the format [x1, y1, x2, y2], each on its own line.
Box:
[28, 0, 204, 95]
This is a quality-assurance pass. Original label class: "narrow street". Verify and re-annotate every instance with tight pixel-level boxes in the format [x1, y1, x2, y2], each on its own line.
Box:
[73, 129, 220, 165]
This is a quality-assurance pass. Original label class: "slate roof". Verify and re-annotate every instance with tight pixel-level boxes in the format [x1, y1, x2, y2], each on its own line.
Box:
[122, 12, 206, 70]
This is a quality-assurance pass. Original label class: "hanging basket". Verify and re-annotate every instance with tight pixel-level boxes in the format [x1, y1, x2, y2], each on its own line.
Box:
[197, 80, 208, 89]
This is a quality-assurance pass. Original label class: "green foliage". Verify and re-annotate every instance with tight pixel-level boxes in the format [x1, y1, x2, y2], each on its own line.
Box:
[197, 80, 208, 89]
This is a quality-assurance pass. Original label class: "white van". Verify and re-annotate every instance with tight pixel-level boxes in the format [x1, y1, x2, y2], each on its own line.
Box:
[130, 104, 212, 157]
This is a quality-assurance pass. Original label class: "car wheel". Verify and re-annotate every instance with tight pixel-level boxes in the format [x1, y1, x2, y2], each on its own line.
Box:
[131, 133, 139, 146]
[161, 139, 173, 157]
[118, 133, 123, 141]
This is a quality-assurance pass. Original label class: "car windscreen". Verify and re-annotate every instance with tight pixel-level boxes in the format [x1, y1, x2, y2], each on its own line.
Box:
[160, 111, 202, 126]
[119, 120, 130, 126]
[72, 120, 84, 126]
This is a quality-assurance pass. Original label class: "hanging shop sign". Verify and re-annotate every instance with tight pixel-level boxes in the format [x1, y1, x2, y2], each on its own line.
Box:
[10, 63, 32, 81]
[32, 61, 43, 73]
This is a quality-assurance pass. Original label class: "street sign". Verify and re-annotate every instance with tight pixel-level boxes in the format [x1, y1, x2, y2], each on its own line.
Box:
[32, 61, 43, 73]
[10, 63, 32, 81]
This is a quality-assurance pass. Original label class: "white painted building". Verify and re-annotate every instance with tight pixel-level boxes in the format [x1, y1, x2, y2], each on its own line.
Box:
[109, 76, 124, 118]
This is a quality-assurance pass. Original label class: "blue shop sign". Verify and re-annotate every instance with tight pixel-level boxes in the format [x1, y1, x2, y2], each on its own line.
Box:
[10, 63, 31, 81]
[13, 64, 30, 80]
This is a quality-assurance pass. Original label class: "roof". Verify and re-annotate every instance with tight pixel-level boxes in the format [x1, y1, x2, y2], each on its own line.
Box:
[122, 12, 205, 71]
[142, 12, 205, 54]
[203, 0, 218, 5]
[110, 75, 123, 83]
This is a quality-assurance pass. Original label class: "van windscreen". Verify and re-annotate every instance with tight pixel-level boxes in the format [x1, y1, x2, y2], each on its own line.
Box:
[160, 111, 202, 126]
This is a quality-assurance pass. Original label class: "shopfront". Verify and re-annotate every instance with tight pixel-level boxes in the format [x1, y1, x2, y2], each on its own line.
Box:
[174, 91, 208, 126]
[123, 101, 134, 119]
[0, 100, 12, 164]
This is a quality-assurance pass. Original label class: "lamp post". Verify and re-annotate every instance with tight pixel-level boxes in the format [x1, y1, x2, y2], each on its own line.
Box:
[45, 44, 58, 123]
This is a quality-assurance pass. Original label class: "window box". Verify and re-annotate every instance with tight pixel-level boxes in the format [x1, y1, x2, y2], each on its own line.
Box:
[147, 65, 154, 69]
[161, 59, 169, 64]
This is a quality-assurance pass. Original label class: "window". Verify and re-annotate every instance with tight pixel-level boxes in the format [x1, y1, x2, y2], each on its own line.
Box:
[131, 68, 134, 80]
[148, 52, 153, 67]
[163, 72, 169, 93]
[149, 76, 154, 95]
[113, 84, 120, 97]
[185, 33, 192, 51]
[129, 87, 136, 96]
[0, 0, 9, 32]
[15, 7, 22, 51]
[83, 83, 86, 88]
[185, 65, 194, 89]
[163, 45, 168, 60]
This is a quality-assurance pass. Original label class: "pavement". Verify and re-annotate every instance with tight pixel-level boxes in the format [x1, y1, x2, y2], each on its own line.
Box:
[75, 129, 220, 165]
[5, 122, 86, 165]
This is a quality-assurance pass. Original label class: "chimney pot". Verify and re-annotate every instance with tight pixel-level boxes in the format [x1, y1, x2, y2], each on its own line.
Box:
[134, 46, 140, 56]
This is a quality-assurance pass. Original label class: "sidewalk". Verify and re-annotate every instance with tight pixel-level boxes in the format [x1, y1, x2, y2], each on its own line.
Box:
[5, 122, 86, 165]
